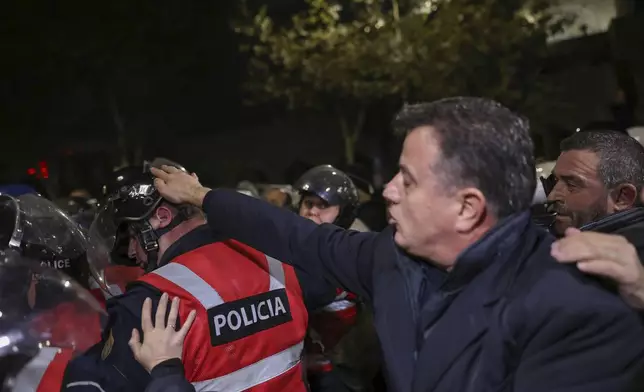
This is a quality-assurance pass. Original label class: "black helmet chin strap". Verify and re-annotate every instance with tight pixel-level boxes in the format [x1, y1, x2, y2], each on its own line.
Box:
[132, 215, 184, 273]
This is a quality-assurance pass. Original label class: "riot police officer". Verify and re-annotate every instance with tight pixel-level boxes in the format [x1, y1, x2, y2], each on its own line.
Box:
[65, 158, 331, 392]
[0, 191, 105, 391]
[295, 165, 360, 229]
[0, 192, 96, 296]
[0, 251, 104, 391]
[294, 165, 380, 392]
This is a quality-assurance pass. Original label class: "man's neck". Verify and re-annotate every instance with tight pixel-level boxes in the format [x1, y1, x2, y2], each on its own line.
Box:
[429, 222, 497, 271]
[157, 217, 207, 261]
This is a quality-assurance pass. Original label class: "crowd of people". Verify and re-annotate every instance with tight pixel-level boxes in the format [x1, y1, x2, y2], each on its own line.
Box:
[1, 96, 644, 392]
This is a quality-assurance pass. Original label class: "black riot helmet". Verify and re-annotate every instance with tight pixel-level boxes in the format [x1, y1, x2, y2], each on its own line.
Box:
[88, 158, 189, 285]
[0, 193, 93, 292]
[294, 165, 359, 229]
[101, 165, 147, 202]
[97, 165, 148, 267]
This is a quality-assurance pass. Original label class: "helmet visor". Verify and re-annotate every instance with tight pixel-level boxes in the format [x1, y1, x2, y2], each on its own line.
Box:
[86, 203, 123, 294]
[0, 193, 94, 287]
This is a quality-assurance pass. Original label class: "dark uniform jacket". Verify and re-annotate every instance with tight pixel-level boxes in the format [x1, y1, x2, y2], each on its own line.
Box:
[199, 189, 644, 392]
[581, 207, 644, 258]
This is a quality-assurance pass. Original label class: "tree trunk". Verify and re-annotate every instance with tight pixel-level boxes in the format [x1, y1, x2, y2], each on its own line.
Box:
[339, 107, 366, 166]
[344, 133, 356, 166]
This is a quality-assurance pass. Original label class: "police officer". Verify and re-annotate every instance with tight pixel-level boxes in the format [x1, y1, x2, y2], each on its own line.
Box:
[64, 158, 333, 392]
[294, 165, 379, 392]
[0, 181, 119, 308]
[0, 191, 97, 295]
[0, 251, 105, 391]
[0, 191, 104, 391]
[295, 165, 359, 229]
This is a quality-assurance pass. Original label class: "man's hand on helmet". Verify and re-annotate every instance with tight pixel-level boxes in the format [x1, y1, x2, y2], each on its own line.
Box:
[551, 228, 644, 310]
[151, 165, 211, 207]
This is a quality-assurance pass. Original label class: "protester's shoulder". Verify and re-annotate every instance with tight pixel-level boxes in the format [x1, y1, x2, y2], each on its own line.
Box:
[513, 238, 640, 328]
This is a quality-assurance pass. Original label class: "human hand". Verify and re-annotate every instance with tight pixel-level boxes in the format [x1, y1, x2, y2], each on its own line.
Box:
[128, 293, 197, 372]
[151, 165, 211, 207]
[551, 228, 644, 310]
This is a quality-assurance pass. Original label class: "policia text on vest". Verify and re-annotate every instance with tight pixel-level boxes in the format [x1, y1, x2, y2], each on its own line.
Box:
[208, 288, 292, 346]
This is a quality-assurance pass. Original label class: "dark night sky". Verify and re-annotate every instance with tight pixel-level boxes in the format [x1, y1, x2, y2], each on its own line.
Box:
[2, 1, 239, 138]
[0, 0, 338, 191]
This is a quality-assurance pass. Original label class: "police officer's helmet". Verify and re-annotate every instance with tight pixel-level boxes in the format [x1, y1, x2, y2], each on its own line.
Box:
[104, 158, 187, 222]
[101, 165, 147, 202]
[90, 158, 189, 273]
[294, 165, 359, 229]
[0, 193, 92, 291]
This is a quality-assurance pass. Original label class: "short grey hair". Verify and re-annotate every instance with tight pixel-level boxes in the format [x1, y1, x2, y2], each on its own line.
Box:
[393, 97, 535, 218]
[559, 131, 644, 190]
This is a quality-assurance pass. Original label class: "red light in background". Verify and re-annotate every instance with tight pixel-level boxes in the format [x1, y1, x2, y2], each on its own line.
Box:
[38, 161, 49, 179]
[27, 168, 36, 175]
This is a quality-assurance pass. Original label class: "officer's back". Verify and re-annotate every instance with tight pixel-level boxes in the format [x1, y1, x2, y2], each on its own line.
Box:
[64, 159, 311, 392]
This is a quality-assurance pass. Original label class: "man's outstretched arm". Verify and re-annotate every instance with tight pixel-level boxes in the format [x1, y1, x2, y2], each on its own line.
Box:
[152, 167, 381, 301]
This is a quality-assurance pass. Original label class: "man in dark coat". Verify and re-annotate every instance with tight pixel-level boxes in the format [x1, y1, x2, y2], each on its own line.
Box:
[545, 130, 644, 312]
[152, 97, 644, 392]
[547, 131, 644, 252]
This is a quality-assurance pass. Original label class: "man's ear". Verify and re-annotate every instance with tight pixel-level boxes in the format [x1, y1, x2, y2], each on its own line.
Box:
[610, 183, 638, 211]
[154, 206, 174, 229]
[454, 187, 486, 233]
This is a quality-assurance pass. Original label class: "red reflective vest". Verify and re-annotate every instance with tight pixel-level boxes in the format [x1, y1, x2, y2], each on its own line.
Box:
[12, 348, 72, 392]
[90, 265, 145, 307]
[306, 289, 359, 373]
[138, 240, 308, 392]
[23, 266, 141, 391]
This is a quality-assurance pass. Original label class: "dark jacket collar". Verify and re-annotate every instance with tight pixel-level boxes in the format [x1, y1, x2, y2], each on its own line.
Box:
[159, 224, 226, 266]
[442, 211, 532, 293]
[580, 207, 644, 234]
[395, 211, 534, 302]
[581, 207, 644, 258]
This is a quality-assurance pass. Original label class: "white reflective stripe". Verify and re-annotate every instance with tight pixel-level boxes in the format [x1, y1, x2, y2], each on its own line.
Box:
[265, 255, 286, 290]
[191, 341, 304, 392]
[13, 347, 59, 392]
[107, 284, 123, 296]
[65, 381, 107, 392]
[153, 255, 287, 309]
[323, 299, 356, 312]
[152, 263, 224, 309]
[88, 278, 122, 299]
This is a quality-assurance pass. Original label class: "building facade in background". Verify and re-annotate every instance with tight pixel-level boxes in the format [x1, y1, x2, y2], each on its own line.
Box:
[535, 0, 644, 159]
